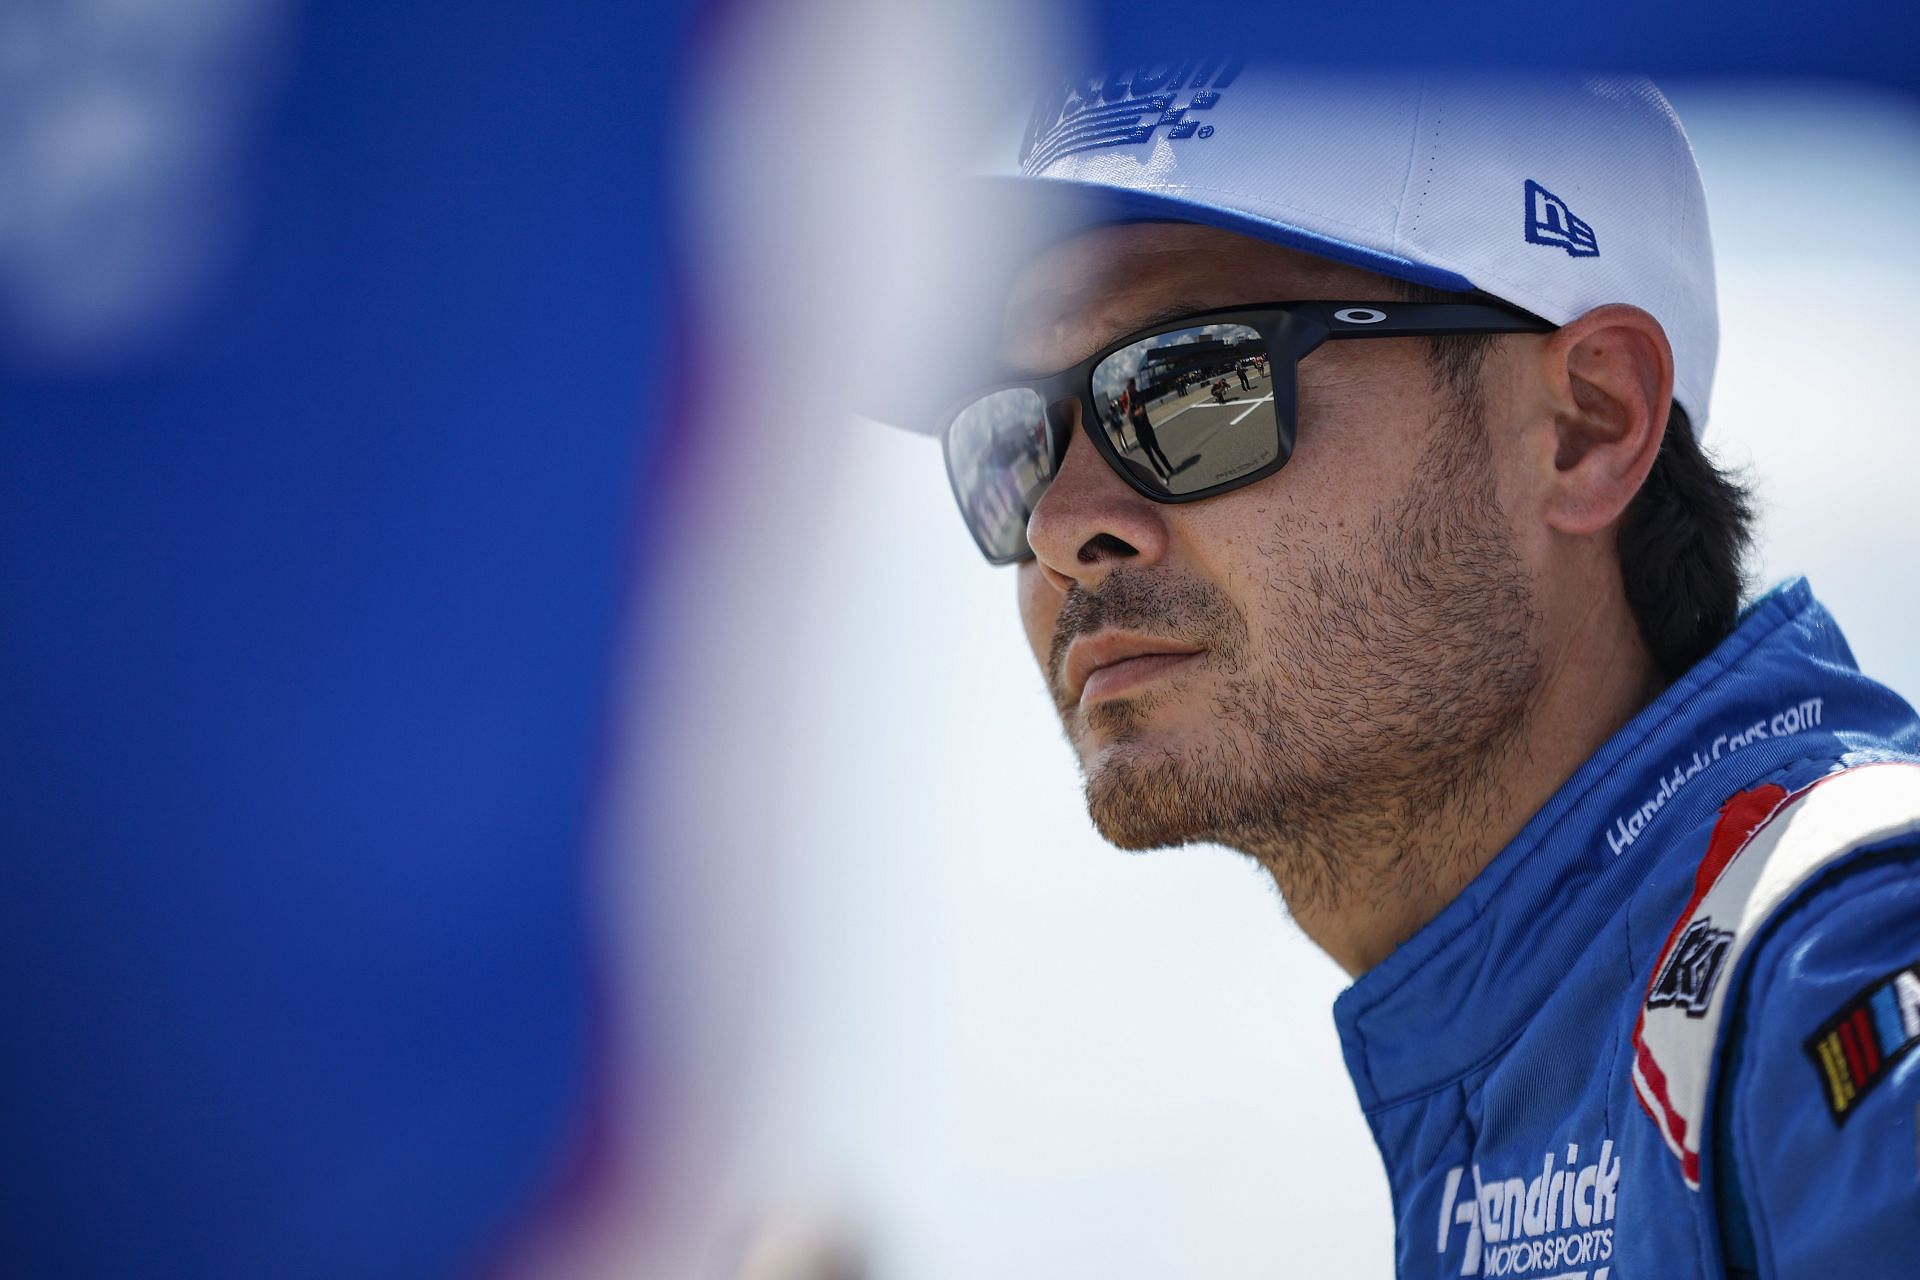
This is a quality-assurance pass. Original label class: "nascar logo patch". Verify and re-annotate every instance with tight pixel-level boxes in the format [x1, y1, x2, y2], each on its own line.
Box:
[1805, 962, 1920, 1123]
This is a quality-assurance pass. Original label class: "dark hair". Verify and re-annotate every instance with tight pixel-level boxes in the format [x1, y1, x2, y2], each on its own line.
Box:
[1393, 284, 1755, 683]
[1617, 403, 1754, 681]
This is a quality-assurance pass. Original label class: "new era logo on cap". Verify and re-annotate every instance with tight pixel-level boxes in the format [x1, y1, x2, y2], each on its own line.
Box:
[1525, 179, 1599, 258]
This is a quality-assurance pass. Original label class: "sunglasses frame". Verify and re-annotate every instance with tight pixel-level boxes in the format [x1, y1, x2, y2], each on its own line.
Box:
[942, 298, 1556, 564]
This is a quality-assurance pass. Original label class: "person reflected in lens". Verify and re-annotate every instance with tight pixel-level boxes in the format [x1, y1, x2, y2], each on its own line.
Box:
[1123, 376, 1175, 478]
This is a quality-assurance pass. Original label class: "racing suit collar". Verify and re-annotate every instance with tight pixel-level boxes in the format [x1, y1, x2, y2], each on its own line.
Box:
[1330, 578, 1908, 1111]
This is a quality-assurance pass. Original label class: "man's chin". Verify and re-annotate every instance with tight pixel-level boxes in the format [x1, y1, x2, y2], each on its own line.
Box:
[1079, 740, 1221, 852]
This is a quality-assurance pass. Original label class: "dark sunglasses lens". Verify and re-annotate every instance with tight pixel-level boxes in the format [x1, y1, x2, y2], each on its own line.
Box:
[1089, 323, 1279, 495]
[946, 387, 1055, 561]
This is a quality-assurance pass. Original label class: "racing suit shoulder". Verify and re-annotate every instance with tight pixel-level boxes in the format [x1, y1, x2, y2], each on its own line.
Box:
[1717, 817, 1920, 1277]
[1631, 762, 1920, 1277]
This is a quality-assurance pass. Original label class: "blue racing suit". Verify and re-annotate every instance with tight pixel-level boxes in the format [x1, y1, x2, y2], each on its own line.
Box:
[1334, 579, 1920, 1278]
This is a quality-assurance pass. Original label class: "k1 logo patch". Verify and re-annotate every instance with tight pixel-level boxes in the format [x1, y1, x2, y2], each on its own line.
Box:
[1647, 918, 1734, 1017]
[1805, 961, 1920, 1124]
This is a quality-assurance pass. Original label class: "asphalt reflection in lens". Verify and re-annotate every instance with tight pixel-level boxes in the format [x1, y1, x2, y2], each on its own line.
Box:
[947, 387, 1051, 560]
[1090, 322, 1277, 495]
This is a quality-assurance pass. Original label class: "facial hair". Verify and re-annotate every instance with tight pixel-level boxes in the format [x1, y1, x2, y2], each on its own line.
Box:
[1051, 416, 1541, 918]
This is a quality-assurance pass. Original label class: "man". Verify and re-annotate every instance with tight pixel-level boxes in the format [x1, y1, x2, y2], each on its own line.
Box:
[1120, 375, 1175, 478]
[895, 69, 1920, 1277]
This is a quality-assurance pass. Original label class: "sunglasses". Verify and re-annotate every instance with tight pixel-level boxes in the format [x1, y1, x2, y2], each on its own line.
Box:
[942, 299, 1555, 564]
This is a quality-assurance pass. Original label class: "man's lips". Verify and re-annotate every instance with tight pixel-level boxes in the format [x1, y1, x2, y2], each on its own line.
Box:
[1062, 631, 1205, 705]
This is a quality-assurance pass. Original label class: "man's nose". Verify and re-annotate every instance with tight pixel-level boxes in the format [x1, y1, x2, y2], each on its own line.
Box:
[1026, 402, 1171, 592]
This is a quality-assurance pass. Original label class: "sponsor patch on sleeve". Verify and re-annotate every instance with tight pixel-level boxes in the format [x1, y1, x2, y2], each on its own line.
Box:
[1631, 763, 1920, 1188]
[1805, 962, 1920, 1123]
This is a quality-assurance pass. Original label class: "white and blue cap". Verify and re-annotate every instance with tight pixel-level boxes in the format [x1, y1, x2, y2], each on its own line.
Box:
[887, 65, 1717, 434]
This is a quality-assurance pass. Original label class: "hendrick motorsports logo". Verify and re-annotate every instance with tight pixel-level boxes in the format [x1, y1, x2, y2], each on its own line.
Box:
[1436, 1141, 1619, 1278]
[1019, 59, 1244, 175]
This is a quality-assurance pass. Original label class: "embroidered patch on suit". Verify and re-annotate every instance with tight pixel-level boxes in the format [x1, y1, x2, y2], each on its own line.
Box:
[1805, 962, 1920, 1123]
[1632, 764, 1920, 1186]
[1647, 918, 1735, 1017]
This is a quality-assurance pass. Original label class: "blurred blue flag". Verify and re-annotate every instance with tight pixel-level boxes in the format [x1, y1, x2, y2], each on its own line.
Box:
[0, 2, 689, 1275]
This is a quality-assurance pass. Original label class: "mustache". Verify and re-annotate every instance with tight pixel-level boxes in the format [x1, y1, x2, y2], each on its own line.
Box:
[1046, 570, 1245, 696]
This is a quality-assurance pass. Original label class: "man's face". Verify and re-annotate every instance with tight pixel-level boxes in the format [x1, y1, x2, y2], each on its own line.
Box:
[1006, 223, 1543, 906]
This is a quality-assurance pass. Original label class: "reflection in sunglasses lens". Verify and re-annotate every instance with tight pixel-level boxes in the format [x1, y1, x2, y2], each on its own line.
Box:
[945, 323, 1286, 562]
[1090, 323, 1277, 495]
[946, 387, 1051, 561]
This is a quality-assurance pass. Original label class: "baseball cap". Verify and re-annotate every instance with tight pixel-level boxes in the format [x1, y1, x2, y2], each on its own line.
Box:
[875, 65, 1716, 436]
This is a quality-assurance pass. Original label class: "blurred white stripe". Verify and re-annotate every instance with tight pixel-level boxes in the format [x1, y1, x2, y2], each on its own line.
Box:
[528, 3, 1065, 1277]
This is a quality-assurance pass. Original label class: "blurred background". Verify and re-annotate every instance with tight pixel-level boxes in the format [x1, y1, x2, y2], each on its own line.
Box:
[3, 2, 1917, 1278]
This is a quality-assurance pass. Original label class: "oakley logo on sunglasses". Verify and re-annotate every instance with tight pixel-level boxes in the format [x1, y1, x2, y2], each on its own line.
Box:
[1333, 308, 1389, 325]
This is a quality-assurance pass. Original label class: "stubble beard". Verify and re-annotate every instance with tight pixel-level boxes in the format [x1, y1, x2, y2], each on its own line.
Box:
[1057, 416, 1542, 919]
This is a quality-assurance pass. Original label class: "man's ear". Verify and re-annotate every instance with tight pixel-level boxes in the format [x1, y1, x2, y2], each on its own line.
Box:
[1534, 304, 1674, 536]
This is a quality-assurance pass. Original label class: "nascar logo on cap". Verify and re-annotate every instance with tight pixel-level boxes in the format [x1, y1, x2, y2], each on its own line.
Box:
[1020, 59, 1245, 175]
